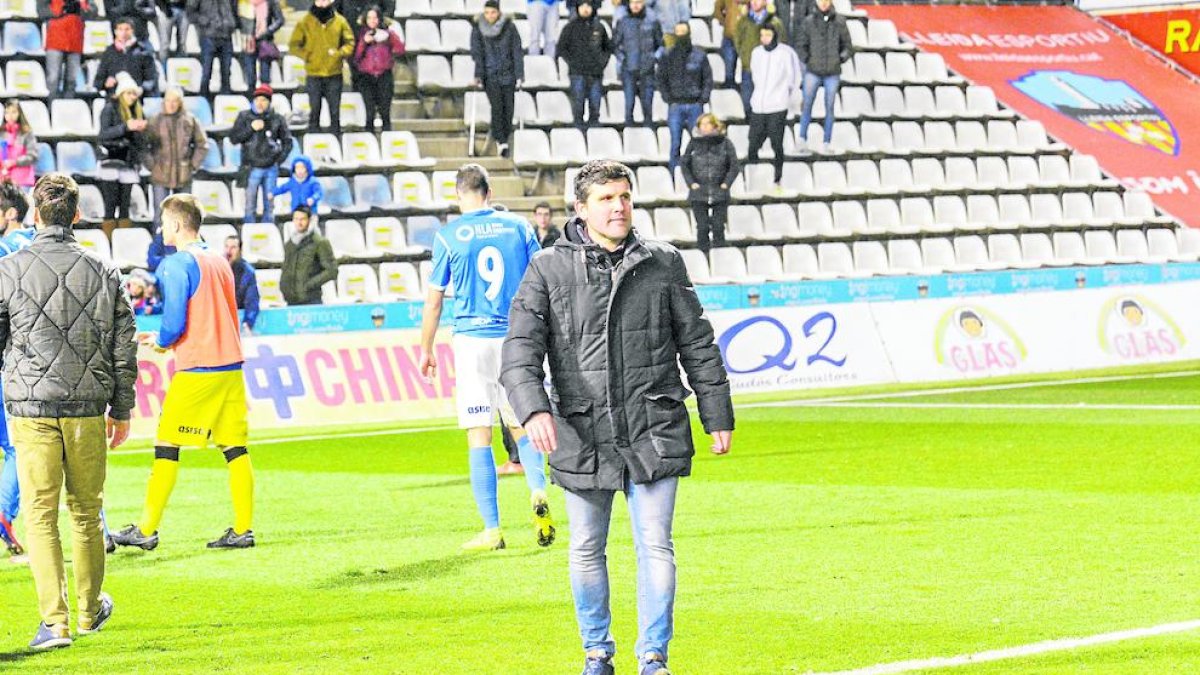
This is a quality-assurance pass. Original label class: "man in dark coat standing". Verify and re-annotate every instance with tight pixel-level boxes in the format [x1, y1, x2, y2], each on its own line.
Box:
[501, 160, 734, 675]
[557, 1, 612, 132]
[470, 0, 524, 157]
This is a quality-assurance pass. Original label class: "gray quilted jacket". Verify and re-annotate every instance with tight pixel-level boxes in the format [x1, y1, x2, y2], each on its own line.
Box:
[501, 219, 734, 492]
[0, 226, 138, 420]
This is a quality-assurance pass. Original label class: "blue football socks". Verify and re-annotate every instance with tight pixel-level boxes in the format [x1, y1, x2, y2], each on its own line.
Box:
[516, 435, 547, 493]
[469, 447, 500, 529]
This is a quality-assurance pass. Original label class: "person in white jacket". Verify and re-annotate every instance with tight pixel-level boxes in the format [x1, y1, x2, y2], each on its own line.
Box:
[747, 23, 801, 186]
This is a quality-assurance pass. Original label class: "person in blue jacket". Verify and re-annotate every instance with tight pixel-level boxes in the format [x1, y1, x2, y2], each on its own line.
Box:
[272, 155, 323, 214]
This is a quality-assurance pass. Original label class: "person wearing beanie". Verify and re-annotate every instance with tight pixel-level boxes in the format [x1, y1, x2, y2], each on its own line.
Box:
[186, 0, 238, 97]
[747, 22, 800, 185]
[229, 85, 293, 223]
[470, 0, 523, 156]
[558, 0, 612, 132]
[734, 0, 787, 116]
[656, 22, 712, 175]
[613, 0, 662, 127]
[145, 86, 208, 228]
[97, 72, 149, 234]
[290, 0, 355, 133]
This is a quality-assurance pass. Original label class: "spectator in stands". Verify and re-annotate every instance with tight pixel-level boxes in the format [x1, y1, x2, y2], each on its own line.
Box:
[126, 269, 163, 315]
[795, 0, 853, 155]
[657, 22, 712, 175]
[613, 0, 662, 127]
[93, 17, 159, 98]
[527, 0, 560, 58]
[747, 23, 799, 187]
[241, 0, 286, 92]
[713, 0, 747, 86]
[156, 0, 189, 66]
[532, 201, 560, 248]
[734, 0, 786, 116]
[290, 0, 355, 134]
[559, 1, 612, 133]
[656, 0, 691, 48]
[564, 0, 601, 13]
[682, 113, 738, 254]
[230, 84, 292, 224]
[97, 73, 150, 235]
[41, 0, 92, 101]
[0, 103, 39, 195]
[224, 234, 260, 332]
[187, 0, 238, 98]
[107, 0, 157, 44]
[470, 1, 523, 158]
[335, 0, 394, 29]
[280, 206, 337, 306]
[273, 156, 324, 214]
[353, 6, 406, 134]
[145, 87, 207, 228]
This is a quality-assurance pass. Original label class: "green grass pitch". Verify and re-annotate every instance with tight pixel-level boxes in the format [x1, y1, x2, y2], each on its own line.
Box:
[1, 363, 1199, 673]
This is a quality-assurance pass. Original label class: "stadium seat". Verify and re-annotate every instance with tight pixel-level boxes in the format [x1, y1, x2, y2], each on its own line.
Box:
[111, 228, 152, 270]
[404, 19, 444, 53]
[780, 162, 814, 194]
[866, 199, 904, 235]
[535, 91, 573, 126]
[986, 233, 1027, 269]
[304, 132, 347, 167]
[406, 216, 441, 251]
[50, 98, 96, 136]
[997, 194, 1032, 230]
[967, 86, 1009, 118]
[858, 121, 894, 154]
[783, 243, 831, 279]
[1094, 191, 1138, 227]
[168, 57, 205, 93]
[587, 127, 638, 164]
[851, 53, 886, 84]
[18, 100, 49, 136]
[852, 240, 889, 276]
[710, 247, 764, 284]
[1070, 153, 1114, 187]
[1052, 231, 1089, 266]
[761, 203, 802, 239]
[915, 53, 951, 83]
[365, 216, 424, 255]
[335, 264, 381, 303]
[199, 223, 238, 247]
[1020, 233, 1061, 267]
[429, 170, 458, 205]
[678, 248, 720, 284]
[324, 219, 379, 261]
[921, 237, 956, 272]
[1116, 229, 1154, 264]
[892, 121, 925, 154]
[954, 235, 1000, 271]
[242, 222, 285, 264]
[56, 141, 98, 175]
[512, 128, 554, 169]
[33, 141, 54, 176]
[184, 96, 213, 126]
[934, 86, 968, 118]
[817, 242, 856, 277]
[746, 245, 799, 281]
[6, 60, 47, 97]
[1030, 193, 1074, 230]
[379, 131, 437, 168]
[867, 19, 902, 49]
[550, 128, 588, 165]
[830, 201, 868, 236]
[524, 55, 564, 88]
[75, 228, 112, 261]
[652, 208, 694, 244]
[212, 94, 249, 129]
[2, 21, 41, 55]
[378, 261, 423, 301]
[887, 239, 924, 275]
[392, 172, 439, 211]
[1177, 228, 1200, 260]
[636, 166, 683, 203]
[709, 89, 745, 123]
[884, 53, 917, 85]
[797, 202, 837, 238]
[324, 175, 370, 214]
[192, 180, 240, 219]
[1083, 230, 1120, 264]
[341, 132, 384, 166]
[966, 195, 1002, 231]
[726, 205, 768, 241]
[78, 185, 104, 222]
[974, 156, 1009, 190]
[1124, 191, 1174, 225]
[1147, 228, 1190, 262]
[255, 268, 284, 307]
[869, 86, 906, 119]
[1016, 120, 1060, 151]
[900, 197, 952, 234]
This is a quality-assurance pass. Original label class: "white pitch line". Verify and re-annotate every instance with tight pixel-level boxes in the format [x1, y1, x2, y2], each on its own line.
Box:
[743, 369, 1200, 409]
[814, 619, 1200, 675]
[783, 402, 1200, 411]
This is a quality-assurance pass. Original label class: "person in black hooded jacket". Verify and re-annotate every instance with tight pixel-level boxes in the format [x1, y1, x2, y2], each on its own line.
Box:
[680, 113, 739, 254]
[470, 0, 524, 156]
[558, 1, 611, 131]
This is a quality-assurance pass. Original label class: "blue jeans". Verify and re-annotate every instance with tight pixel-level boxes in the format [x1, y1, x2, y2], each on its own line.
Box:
[200, 36, 233, 96]
[799, 71, 841, 144]
[569, 75, 603, 132]
[622, 71, 655, 126]
[666, 103, 703, 175]
[245, 166, 278, 223]
[565, 476, 679, 661]
[739, 69, 754, 117]
[720, 37, 738, 86]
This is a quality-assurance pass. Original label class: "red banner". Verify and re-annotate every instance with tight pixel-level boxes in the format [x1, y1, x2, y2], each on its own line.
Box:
[865, 5, 1200, 228]
[1103, 8, 1200, 78]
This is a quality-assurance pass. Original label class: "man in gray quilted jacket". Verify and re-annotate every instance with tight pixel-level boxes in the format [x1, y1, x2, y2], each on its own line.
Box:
[501, 160, 734, 675]
[0, 173, 137, 650]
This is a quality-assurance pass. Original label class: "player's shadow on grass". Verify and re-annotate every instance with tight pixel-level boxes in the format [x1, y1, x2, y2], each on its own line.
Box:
[317, 549, 543, 590]
[0, 650, 38, 663]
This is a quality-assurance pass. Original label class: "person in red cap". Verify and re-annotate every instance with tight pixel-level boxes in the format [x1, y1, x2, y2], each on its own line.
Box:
[229, 85, 292, 224]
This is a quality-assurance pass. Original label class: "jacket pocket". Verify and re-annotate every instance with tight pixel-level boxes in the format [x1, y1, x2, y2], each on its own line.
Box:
[644, 389, 694, 459]
[550, 397, 597, 475]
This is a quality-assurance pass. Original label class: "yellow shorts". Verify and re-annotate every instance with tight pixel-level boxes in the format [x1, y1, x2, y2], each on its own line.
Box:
[157, 369, 249, 448]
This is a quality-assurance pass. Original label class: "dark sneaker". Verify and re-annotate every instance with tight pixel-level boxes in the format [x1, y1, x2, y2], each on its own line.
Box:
[0, 512, 24, 555]
[207, 528, 255, 549]
[111, 524, 158, 551]
[105, 533, 116, 555]
[640, 654, 671, 675]
[29, 623, 71, 650]
[77, 592, 113, 635]
[582, 654, 615, 675]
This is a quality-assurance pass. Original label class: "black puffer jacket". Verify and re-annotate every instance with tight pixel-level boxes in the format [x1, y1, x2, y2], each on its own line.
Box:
[97, 99, 150, 167]
[613, 10, 663, 75]
[795, 8, 853, 77]
[0, 226, 137, 420]
[501, 220, 735, 492]
[229, 108, 292, 169]
[655, 45, 712, 105]
[680, 133, 740, 204]
[558, 15, 612, 78]
[470, 14, 524, 86]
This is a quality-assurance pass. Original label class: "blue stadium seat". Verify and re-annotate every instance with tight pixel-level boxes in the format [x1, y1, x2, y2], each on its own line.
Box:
[222, 138, 242, 170]
[202, 138, 223, 172]
[353, 174, 403, 212]
[56, 141, 98, 175]
[183, 96, 213, 126]
[2, 22, 43, 56]
[318, 176, 368, 215]
[406, 216, 441, 251]
[34, 142, 54, 177]
[142, 97, 164, 119]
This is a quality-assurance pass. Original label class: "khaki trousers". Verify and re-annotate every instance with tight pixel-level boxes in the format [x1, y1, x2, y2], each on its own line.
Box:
[12, 416, 107, 628]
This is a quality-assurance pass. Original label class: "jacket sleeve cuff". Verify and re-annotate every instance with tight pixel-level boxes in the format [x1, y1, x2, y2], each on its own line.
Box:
[509, 383, 551, 427]
[108, 407, 131, 421]
[696, 392, 735, 434]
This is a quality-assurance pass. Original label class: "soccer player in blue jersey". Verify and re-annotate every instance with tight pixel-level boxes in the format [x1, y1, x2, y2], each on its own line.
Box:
[419, 164, 555, 551]
[0, 180, 32, 559]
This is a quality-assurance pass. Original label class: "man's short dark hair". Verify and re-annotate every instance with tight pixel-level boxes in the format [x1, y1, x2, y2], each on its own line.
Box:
[760, 24, 776, 35]
[456, 163, 490, 197]
[113, 16, 134, 29]
[534, 201, 551, 213]
[225, 234, 242, 247]
[294, 205, 312, 217]
[33, 173, 79, 228]
[161, 193, 203, 232]
[573, 160, 634, 204]
[0, 180, 29, 222]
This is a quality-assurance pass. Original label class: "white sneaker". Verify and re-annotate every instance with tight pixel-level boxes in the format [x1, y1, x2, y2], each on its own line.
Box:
[497, 143, 510, 158]
[797, 140, 813, 156]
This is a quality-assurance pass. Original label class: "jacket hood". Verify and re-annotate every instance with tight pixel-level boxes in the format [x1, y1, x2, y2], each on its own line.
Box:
[476, 13, 509, 38]
[560, 217, 643, 251]
[292, 155, 315, 180]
